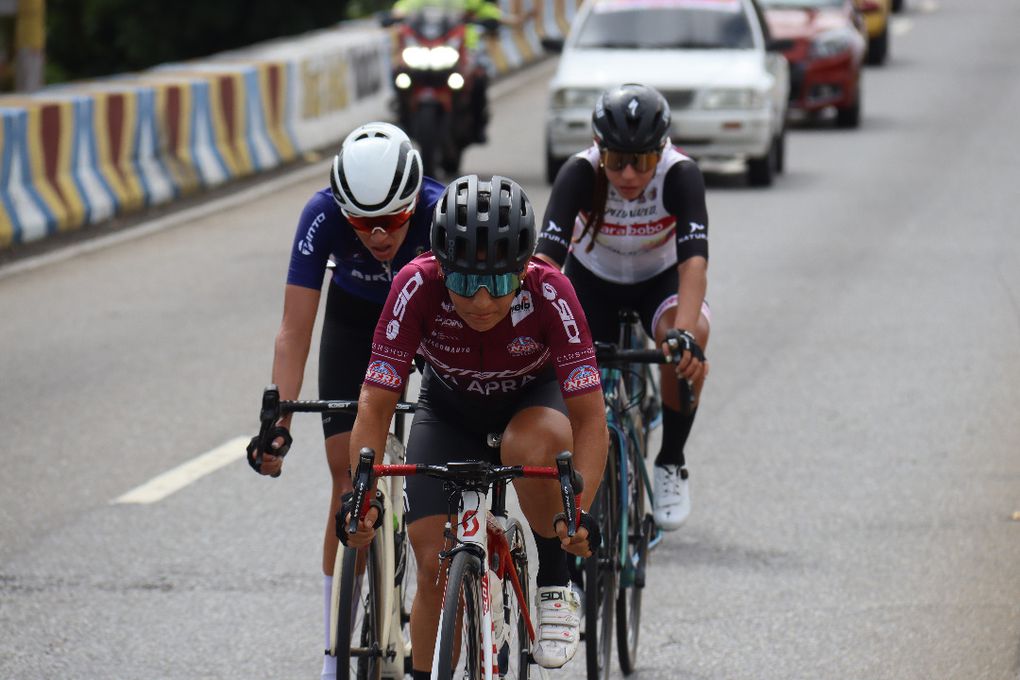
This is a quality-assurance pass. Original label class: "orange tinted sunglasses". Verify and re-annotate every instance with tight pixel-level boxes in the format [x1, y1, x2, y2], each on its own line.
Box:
[600, 149, 661, 173]
[346, 208, 413, 233]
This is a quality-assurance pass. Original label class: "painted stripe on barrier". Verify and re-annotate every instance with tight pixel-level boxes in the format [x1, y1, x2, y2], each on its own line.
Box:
[191, 80, 231, 187]
[260, 62, 297, 161]
[135, 88, 177, 207]
[93, 91, 142, 213]
[4, 108, 54, 243]
[33, 103, 74, 234]
[75, 97, 120, 225]
[244, 68, 279, 171]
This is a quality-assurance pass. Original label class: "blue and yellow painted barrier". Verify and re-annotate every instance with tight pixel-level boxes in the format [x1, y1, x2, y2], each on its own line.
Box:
[0, 2, 577, 250]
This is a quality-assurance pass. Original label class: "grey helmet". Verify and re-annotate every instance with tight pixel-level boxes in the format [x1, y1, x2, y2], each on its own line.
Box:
[592, 84, 671, 153]
[431, 175, 535, 275]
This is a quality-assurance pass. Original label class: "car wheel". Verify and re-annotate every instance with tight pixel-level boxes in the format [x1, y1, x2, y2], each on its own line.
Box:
[836, 89, 862, 129]
[867, 24, 889, 66]
[546, 147, 566, 185]
[892, 0, 904, 12]
[747, 136, 777, 187]
[775, 127, 786, 175]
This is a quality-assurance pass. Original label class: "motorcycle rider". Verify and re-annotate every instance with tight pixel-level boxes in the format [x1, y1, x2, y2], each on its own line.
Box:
[389, 0, 503, 143]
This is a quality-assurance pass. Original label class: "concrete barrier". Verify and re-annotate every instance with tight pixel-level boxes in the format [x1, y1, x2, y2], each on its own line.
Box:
[0, 3, 577, 250]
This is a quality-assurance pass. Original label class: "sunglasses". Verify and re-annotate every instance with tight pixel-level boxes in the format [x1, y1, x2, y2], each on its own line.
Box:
[346, 208, 413, 234]
[600, 149, 661, 173]
[444, 271, 522, 298]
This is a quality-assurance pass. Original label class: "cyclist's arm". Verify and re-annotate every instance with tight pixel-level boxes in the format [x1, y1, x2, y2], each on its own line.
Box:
[535, 157, 595, 269]
[271, 285, 321, 430]
[664, 160, 709, 332]
[564, 391, 609, 511]
[349, 384, 399, 472]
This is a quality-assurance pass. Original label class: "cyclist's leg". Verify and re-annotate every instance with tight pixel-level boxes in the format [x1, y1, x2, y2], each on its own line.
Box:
[403, 377, 496, 678]
[318, 285, 382, 678]
[501, 381, 585, 668]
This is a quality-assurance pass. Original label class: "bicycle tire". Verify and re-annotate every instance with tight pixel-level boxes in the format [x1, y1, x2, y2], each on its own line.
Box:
[496, 518, 531, 680]
[584, 456, 618, 680]
[336, 545, 384, 680]
[436, 550, 485, 680]
[616, 437, 647, 674]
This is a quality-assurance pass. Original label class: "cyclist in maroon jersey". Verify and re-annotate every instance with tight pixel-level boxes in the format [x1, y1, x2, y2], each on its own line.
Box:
[344, 175, 609, 675]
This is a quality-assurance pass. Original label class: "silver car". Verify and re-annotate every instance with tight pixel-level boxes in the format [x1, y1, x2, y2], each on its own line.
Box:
[543, 0, 790, 187]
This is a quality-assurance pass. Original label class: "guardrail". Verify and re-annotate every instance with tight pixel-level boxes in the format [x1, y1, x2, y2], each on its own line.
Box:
[0, 0, 579, 250]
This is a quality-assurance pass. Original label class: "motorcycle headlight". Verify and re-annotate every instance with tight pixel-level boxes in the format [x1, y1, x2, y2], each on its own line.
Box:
[701, 88, 765, 110]
[810, 29, 855, 59]
[402, 46, 432, 70]
[549, 88, 602, 110]
[428, 45, 460, 70]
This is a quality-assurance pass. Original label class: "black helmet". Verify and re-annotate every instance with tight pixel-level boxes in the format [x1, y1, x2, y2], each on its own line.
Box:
[592, 84, 671, 153]
[431, 175, 535, 275]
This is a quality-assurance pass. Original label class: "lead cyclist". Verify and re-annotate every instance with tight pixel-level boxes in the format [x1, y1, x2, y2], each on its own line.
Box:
[535, 84, 711, 531]
[344, 175, 609, 679]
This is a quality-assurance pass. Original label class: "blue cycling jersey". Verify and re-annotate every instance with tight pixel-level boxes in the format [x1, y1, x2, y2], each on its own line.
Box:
[286, 177, 445, 304]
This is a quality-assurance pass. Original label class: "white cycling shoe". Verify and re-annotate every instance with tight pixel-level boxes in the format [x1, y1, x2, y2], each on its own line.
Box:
[654, 464, 691, 530]
[531, 585, 582, 668]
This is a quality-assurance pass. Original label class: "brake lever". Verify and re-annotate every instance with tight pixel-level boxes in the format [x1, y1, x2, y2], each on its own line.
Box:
[555, 451, 583, 537]
[348, 448, 376, 536]
[255, 385, 282, 471]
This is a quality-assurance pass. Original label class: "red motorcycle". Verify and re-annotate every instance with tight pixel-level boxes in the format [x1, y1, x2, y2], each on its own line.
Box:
[383, 7, 496, 177]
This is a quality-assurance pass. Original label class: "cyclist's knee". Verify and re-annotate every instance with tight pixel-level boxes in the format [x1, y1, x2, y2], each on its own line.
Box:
[502, 412, 571, 464]
[409, 515, 447, 586]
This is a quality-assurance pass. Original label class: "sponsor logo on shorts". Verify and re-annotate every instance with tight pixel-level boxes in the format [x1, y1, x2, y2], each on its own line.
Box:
[562, 364, 600, 393]
[365, 360, 402, 389]
[507, 336, 541, 357]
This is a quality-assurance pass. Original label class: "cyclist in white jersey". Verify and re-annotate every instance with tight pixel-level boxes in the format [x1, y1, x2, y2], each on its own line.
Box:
[536, 83, 710, 530]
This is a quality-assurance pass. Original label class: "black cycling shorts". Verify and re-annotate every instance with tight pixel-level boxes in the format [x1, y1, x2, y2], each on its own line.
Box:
[564, 256, 680, 342]
[403, 366, 569, 524]
[318, 283, 384, 438]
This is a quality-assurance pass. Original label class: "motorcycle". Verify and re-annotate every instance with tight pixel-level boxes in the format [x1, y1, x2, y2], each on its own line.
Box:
[382, 6, 498, 178]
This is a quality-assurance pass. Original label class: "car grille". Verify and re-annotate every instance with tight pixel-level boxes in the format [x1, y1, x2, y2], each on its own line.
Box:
[662, 90, 696, 110]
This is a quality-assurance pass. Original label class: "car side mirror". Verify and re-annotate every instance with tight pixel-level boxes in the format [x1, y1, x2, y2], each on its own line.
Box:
[541, 37, 565, 53]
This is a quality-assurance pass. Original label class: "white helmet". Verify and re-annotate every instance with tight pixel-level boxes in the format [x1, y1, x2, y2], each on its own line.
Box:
[330, 122, 423, 218]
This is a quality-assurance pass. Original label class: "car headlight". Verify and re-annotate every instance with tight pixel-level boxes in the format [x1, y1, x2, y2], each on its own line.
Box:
[701, 88, 765, 110]
[810, 29, 856, 59]
[401, 45, 460, 70]
[549, 88, 602, 110]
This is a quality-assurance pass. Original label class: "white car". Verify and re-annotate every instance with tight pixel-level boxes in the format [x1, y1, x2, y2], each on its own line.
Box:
[544, 0, 790, 186]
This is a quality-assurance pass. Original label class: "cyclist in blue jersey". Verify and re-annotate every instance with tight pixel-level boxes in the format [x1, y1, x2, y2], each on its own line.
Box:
[248, 121, 444, 680]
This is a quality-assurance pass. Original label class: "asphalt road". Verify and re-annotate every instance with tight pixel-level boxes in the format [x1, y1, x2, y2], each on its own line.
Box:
[2, 1, 1019, 678]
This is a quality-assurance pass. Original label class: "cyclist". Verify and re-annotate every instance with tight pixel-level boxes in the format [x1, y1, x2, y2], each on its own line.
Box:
[246, 121, 444, 680]
[535, 83, 710, 531]
[344, 175, 609, 676]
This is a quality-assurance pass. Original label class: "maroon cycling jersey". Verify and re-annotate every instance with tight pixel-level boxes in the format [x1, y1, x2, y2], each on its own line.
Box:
[365, 254, 601, 401]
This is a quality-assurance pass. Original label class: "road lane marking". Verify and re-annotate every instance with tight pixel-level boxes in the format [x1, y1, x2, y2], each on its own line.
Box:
[112, 436, 248, 504]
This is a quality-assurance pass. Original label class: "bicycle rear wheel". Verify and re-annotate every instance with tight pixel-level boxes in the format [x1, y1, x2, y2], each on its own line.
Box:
[336, 545, 384, 680]
[616, 438, 648, 674]
[435, 550, 485, 680]
[584, 455, 618, 680]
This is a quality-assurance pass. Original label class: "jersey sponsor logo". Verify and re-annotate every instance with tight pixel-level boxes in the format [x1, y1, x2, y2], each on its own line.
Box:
[510, 290, 534, 326]
[298, 211, 327, 255]
[507, 336, 541, 357]
[556, 348, 597, 366]
[435, 315, 464, 329]
[441, 300, 455, 312]
[386, 319, 400, 340]
[542, 282, 557, 301]
[365, 360, 402, 389]
[553, 299, 582, 344]
[351, 269, 391, 282]
[562, 364, 600, 393]
[466, 374, 536, 395]
[424, 337, 471, 354]
[392, 271, 424, 321]
[371, 342, 410, 358]
[689, 221, 706, 232]
[546, 221, 563, 233]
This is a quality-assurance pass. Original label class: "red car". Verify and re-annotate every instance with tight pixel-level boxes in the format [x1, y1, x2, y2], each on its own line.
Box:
[760, 0, 867, 128]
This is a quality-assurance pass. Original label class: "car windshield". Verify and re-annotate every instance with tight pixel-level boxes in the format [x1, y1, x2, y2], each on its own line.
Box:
[758, 0, 843, 8]
[575, 0, 755, 50]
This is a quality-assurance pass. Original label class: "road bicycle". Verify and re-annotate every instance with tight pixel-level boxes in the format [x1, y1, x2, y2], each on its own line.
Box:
[581, 311, 685, 680]
[253, 386, 418, 680]
[343, 443, 585, 680]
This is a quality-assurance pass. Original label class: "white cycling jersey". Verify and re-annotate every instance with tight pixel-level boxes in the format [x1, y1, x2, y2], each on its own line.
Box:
[567, 144, 693, 284]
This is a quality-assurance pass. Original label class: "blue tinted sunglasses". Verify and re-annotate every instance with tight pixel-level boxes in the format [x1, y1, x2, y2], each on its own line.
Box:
[444, 271, 521, 298]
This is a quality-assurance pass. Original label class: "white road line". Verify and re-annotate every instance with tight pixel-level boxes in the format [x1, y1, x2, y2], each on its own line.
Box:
[112, 436, 248, 504]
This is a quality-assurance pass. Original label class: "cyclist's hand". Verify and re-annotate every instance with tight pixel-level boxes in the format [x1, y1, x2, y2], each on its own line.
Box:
[344, 505, 381, 549]
[246, 426, 292, 477]
[662, 329, 707, 383]
[554, 515, 595, 558]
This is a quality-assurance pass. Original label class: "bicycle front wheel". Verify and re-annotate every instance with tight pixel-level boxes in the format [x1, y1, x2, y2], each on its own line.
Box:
[496, 518, 531, 680]
[616, 438, 648, 674]
[336, 544, 384, 680]
[585, 464, 618, 680]
[435, 550, 486, 680]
